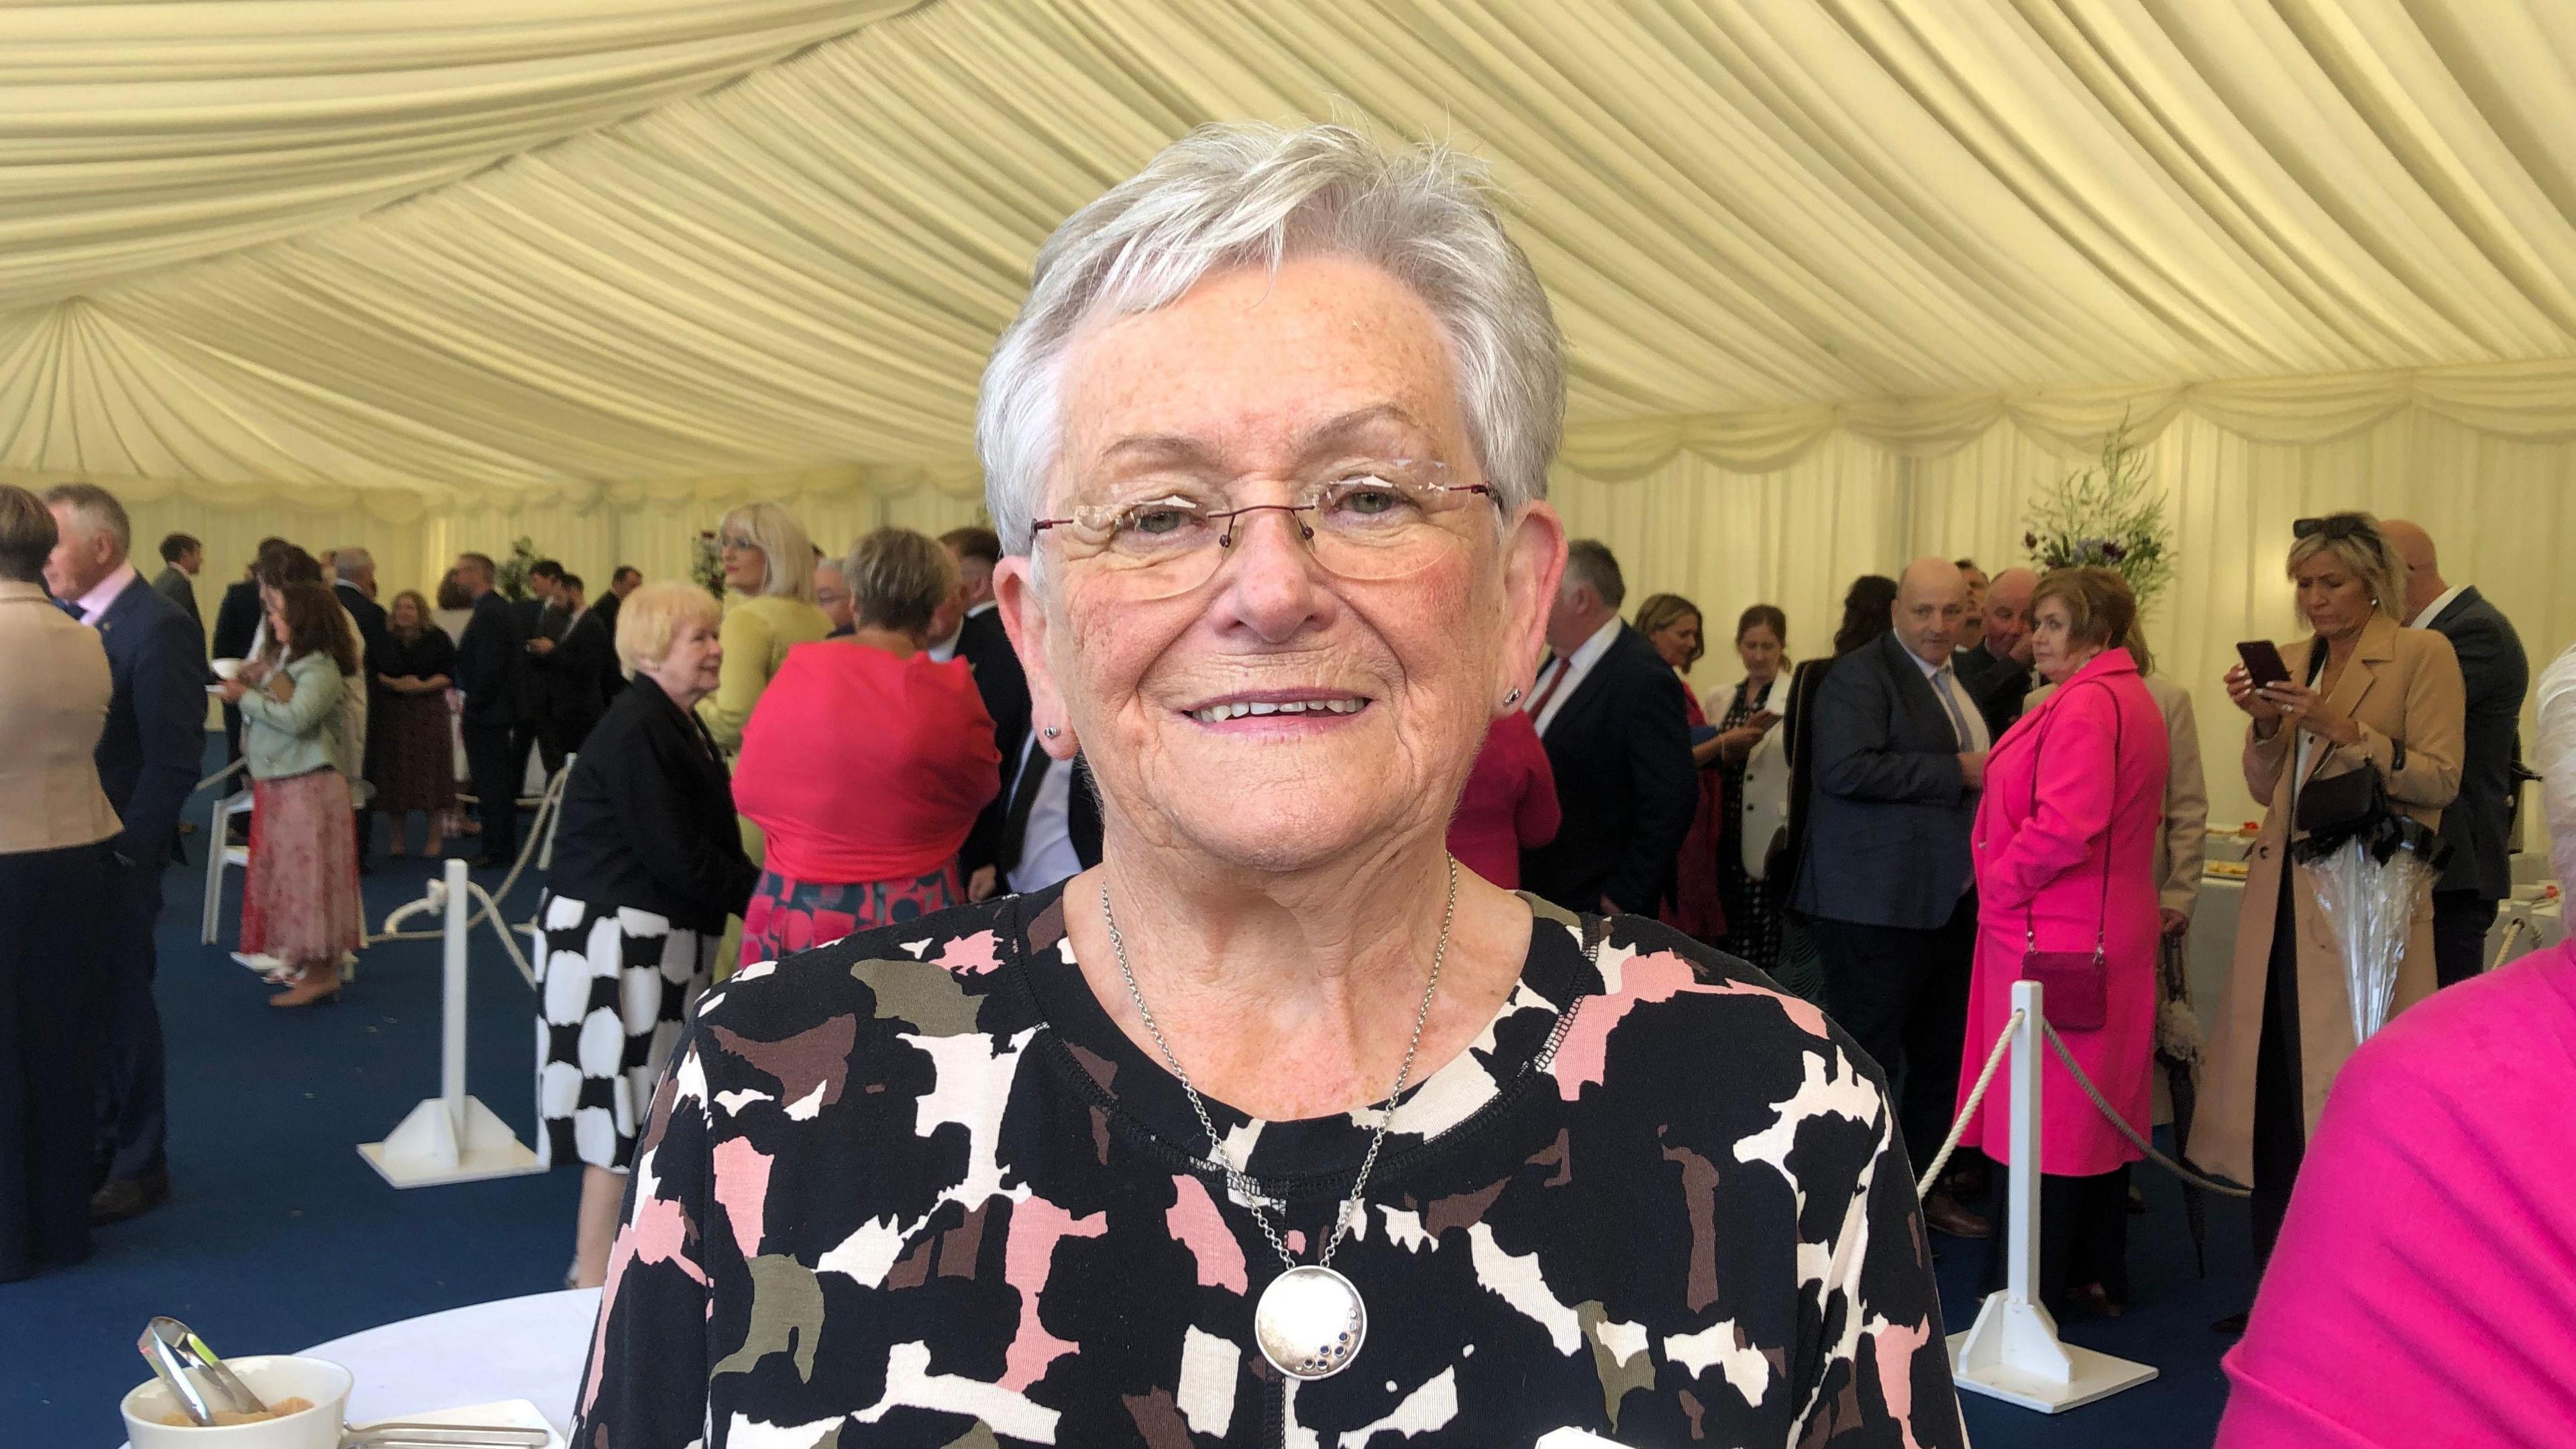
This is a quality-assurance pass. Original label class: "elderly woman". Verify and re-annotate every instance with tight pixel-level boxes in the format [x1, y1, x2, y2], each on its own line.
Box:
[537, 582, 761, 1288]
[1635, 592, 1728, 945]
[731, 528, 1002, 964]
[219, 581, 364, 1007]
[372, 589, 458, 858]
[2199, 512, 2463, 1321]
[1955, 568, 2169, 1317]
[2216, 642, 2576, 1446]
[696, 500, 832, 752]
[577, 125, 1958, 1448]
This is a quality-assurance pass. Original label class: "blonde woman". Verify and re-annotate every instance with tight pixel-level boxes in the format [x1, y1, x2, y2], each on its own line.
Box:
[2201, 511, 2464, 1324]
[697, 500, 830, 751]
[535, 582, 759, 1287]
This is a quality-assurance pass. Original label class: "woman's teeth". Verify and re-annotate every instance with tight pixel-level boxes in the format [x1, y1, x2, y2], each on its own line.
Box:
[1191, 698, 1366, 723]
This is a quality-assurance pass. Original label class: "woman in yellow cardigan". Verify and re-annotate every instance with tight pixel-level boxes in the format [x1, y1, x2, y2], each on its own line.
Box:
[696, 500, 831, 752]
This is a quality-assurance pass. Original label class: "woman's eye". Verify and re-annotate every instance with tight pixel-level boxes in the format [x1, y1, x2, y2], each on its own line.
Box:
[1126, 506, 1194, 537]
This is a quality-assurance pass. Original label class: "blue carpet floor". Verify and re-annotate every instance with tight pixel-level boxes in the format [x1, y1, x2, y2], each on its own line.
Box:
[9, 735, 2245, 1446]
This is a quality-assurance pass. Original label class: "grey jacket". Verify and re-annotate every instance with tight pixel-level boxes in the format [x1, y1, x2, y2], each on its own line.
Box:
[1791, 629, 1980, 930]
[2421, 586, 2528, 899]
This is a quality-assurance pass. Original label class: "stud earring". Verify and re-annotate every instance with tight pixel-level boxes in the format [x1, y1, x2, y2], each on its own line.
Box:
[1043, 725, 1061, 739]
[1503, 688, 1523, 707]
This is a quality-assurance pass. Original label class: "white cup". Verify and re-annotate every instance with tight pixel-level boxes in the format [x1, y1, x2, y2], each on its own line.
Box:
[121, 1355, 354, 1449]
[210, 658, 247, 681]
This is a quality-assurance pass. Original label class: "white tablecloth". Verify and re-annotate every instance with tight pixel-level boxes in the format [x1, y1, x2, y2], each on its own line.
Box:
[297, 1288, 600, 1436]
[2186, 871, 2564, 1022]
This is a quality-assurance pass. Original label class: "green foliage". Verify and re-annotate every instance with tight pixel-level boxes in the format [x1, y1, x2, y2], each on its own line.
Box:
[495, 536, 540, 602]
[692, 530, 726, 599]
[2021, 417, 2177, 609]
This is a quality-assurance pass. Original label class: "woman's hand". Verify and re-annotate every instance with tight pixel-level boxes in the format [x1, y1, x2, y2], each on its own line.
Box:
[2223, 664, 2283, 734]
[2256, 679, 2361, 747]
[213, 678, 250, 704]
[238, 659, 273, 686]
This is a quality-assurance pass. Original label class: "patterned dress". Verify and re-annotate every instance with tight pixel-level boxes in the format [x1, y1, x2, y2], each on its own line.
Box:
[1713, 680, 1779, 968]
[576, 885, 1963, 1448]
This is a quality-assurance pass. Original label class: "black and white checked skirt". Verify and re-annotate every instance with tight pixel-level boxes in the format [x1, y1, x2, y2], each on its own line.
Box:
[533, 892, 714, 1172]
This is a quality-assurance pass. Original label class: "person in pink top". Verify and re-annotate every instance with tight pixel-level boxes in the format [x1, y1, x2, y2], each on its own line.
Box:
[2216, 639, 2576, 1448]
[733, 529, 1002, 965]
[1447, 707, 1558, 888]
[1955, 567, 2169, 1316]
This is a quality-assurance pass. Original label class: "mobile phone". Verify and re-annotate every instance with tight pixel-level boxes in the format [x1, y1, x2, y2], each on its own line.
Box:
[2236, 639, 2291, 690]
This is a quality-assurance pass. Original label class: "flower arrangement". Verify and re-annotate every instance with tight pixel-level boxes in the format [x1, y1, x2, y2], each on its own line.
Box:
[495, 536, 541, 601]
[692, 530, 726, 598]
[2022, 417, 2176, 610]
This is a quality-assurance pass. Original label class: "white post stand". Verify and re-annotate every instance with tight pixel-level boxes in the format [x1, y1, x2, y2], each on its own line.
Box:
[360, 859, 545, 1188]
[1948, 979, 2157, 1411]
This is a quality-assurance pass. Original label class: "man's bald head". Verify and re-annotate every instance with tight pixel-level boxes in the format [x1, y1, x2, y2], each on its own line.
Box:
[1893, 556, 1971, 666]
[1982, 567, 2039, 659]
[2379, 519, 2444, 617]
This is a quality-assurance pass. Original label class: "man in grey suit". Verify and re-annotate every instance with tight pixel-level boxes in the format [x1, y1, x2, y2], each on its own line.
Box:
[150, 533, 203, 650]
[2383, 521, 2529, 987]
[1793, 556, 1991, 1236]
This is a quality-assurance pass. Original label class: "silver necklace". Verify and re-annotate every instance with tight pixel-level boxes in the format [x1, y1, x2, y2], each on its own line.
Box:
[1102, 856, 1458, 1381]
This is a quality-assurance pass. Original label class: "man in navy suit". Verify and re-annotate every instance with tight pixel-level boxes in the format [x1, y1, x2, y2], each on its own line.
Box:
[938, 528, 1035, 885]
[42, 484, 202, 1225]
[453, 553, 525, 868]
[1517, 541, 1697, 916]
[2384, 521, 2530, 986]
[1792, 555, 1992, 1237]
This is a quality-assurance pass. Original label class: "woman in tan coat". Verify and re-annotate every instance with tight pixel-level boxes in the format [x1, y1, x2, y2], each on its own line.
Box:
[2199, 513, 2463, 1327]
[0, 484, 121, 1280]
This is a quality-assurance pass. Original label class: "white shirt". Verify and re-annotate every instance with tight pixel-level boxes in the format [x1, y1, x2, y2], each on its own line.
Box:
[72, 561, 140, 624]
[967, 599, 997, 621]
[926, 629, 961, 664]
[2408, 584, 2468, 631]
[1912, 647, 1992, 755]
[1004, 735, 1084, 896]
[1528, 615, 1623, 737]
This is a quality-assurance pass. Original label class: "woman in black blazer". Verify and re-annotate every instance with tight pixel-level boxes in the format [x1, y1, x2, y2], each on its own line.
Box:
[535, 583, 759, 1289]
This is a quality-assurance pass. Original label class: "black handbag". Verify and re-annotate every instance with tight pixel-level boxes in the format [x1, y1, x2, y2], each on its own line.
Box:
[2015, 682, 2121, 1031]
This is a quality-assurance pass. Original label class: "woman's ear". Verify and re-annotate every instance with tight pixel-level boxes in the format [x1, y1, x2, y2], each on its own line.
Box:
[995, 555, 1078, 759]
[1497, 502, 1567, 712]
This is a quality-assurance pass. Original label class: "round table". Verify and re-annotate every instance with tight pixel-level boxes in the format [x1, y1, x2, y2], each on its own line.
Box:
[297, 1288, 600, 1435]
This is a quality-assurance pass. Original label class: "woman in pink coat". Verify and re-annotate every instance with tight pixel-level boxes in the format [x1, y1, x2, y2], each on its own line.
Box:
[1955, 566, 2169, 1317]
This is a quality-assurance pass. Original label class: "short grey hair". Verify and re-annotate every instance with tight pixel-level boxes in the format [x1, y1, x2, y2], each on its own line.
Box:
[333, 547, 374, 581]
[977, 122, 1562, 554]
[41, 482, 131, 561]
[1562, 539, 1625, 610]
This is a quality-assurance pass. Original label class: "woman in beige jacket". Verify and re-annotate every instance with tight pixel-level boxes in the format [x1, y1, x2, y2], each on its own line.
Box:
[0, 484, 120, 1280]
[2198, 513, 2463, 1324]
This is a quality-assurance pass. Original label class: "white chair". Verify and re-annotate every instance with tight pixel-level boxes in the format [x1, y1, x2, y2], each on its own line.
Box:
[197, 759, 252, 946]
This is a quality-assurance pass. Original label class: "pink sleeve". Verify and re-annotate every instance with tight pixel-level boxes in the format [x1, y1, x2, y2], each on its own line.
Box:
[2218, 960, 2576, 1447]
[1981, 686, 2118, 914]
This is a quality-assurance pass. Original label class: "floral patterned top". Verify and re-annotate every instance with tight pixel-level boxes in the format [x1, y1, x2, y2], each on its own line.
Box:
[574, 883, 1964, 1448]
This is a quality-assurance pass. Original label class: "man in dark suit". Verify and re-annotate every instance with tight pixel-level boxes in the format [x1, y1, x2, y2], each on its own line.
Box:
[1950, 565, 2037, 739]
[331, 548, 389, 873]
[536, 574, 616, 756]
[42, 484, 202, 1225]
[209, 537, 286, 767]
[1792, 556, 1992, 1236]
[1516, 540, 1697, 916]
[511, 559, 570, 785]
[454, 552, 525, 869]
[939, 528, 1035, 885]
[2384, 521, 2531, 986]
[592, 567, 639, 699]
[971, 739, 1104, 900]
[150, 533, 203, 647]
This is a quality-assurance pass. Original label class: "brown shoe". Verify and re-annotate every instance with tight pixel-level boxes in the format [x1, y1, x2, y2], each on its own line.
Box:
[90, 1169, 170, 1226]
[1922, 1189, 1992, 1239]
[269, 965, 343, 1008]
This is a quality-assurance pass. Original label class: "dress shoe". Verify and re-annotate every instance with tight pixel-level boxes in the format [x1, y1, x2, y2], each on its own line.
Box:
[270, 967, 343, 1008]
[91, 1169, 170, 1226]
[1921, 1189, 1992, 1239]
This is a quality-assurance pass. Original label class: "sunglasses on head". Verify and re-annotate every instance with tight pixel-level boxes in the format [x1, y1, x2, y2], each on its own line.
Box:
[2292, 515, 2371, 541]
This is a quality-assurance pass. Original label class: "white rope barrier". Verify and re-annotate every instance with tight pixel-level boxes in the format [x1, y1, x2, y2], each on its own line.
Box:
[370, 762, 572, 989]
[1917, 1010, 2023, 1198]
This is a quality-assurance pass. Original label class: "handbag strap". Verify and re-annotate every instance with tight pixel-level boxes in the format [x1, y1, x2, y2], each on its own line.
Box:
[2023, 677, 2124, 960]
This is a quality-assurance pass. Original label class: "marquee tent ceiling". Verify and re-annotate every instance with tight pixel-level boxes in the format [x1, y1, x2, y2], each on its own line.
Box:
[5, 0, 2575, 504]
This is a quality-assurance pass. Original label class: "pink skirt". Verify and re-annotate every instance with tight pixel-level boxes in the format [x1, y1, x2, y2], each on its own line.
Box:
[239, 769, 363, 965]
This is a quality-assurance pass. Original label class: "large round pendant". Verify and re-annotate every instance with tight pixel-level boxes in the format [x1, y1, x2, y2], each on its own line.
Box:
[1254, 1265, 1367, 1380]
